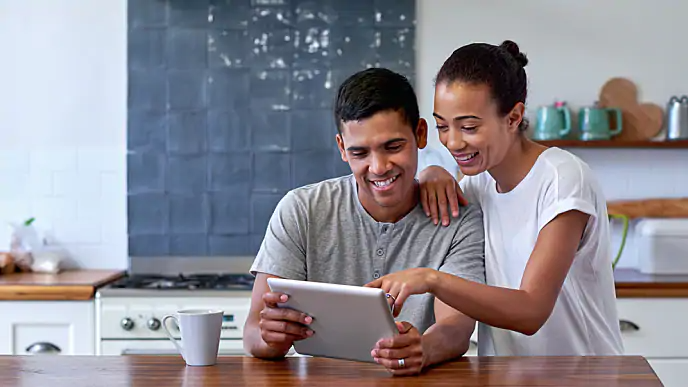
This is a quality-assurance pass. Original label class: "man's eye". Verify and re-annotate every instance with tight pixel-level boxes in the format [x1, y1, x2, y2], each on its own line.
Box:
[436, 125, 449, 131]
[463, 126, 477, 131]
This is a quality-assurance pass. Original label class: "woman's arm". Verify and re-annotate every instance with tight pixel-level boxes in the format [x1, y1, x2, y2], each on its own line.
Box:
[369, 209, 589, 336]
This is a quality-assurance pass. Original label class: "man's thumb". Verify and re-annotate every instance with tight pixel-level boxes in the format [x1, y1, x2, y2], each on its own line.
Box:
[396, 321, 413, 334]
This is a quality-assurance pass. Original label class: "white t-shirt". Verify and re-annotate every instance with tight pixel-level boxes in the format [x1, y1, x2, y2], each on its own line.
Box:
[459, 147, 624, 356]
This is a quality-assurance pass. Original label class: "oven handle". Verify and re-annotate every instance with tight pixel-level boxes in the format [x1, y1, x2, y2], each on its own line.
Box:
[121, 348, 247, 356]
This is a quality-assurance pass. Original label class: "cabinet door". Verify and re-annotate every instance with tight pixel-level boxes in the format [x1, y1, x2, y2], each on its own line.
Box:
[648, 359, 688, 387]
[0, 301, 95, 355]
[617, 298, 688, 357]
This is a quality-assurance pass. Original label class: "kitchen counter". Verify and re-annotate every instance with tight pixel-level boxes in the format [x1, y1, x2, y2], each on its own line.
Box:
[0, 269, 124, 300]
[614, 268, 688, 298]
[0, 355, 662, 386]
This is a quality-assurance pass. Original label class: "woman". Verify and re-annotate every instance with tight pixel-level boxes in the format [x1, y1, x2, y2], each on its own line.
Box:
[366, 40, 624, 356]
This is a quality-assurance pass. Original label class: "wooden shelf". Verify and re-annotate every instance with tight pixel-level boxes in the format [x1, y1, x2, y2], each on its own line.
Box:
[536, 139, 688, 148]
[607, 198, 688, 219]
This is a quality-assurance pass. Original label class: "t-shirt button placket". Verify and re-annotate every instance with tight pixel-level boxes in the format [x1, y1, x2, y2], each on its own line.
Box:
[376, 248, 384, 256]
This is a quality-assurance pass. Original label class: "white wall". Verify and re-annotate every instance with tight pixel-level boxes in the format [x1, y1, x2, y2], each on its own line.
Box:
[416, 0, 688, 268]
[0, 1, 127, 269]
[2, 0, 686, 270]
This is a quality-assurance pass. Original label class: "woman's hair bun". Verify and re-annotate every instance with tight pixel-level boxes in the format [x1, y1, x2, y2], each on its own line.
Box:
[500, 40, 528, 68]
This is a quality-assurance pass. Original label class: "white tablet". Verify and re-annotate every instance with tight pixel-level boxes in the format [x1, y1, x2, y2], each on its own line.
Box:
[266, 277, 398, 363]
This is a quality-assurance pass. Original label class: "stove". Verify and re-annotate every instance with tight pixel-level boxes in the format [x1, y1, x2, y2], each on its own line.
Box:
[103, 272, 255, 293]
[96, 256, 256, 357]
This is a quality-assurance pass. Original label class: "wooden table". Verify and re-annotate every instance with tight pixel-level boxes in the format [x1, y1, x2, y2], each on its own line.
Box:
[0, 355, 662, 386]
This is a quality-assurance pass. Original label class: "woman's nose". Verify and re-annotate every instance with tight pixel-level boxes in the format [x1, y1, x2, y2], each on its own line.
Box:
[446, 129, 466, 151]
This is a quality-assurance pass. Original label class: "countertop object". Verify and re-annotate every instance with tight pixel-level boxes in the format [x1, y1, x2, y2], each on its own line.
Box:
[615, 268, 688, 297]
[0, 269, 125, 300]
[0, 355, 662, 386]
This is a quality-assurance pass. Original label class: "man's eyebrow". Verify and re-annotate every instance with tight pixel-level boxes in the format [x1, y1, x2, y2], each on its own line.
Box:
[384, 138, 406, 145]
[433, 112, 482, 121]
[346, 138, 406, 151]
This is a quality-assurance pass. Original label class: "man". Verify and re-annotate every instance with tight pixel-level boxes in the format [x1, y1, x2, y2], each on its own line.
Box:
[243, 68, 485, 376]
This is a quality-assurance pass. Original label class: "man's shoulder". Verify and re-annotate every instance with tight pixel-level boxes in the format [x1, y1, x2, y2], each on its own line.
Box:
[407, 201, 483, 233]
[288, 174, 354, 200]
[280, 174, 355, 216]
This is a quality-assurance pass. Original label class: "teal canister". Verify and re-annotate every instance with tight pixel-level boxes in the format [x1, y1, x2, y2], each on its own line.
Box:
[533, 101, 572, 140]
[578, 102, 623, 140]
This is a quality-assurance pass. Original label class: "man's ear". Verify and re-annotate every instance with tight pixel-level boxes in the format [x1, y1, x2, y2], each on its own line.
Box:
[506, 102, 525, 133]
[336, 133, 348, 162]
[415, 118, 428, 149]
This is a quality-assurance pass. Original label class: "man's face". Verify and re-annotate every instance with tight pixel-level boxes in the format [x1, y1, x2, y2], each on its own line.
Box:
[336, 110, 427, 211]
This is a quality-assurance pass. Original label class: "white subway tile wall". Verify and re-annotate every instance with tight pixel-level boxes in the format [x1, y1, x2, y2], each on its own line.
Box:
[0, 146, 126, 269]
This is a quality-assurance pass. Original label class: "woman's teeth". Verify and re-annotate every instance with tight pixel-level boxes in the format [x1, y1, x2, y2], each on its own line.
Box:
[457, 152, 478, 161]
[373, 176, 397, 187]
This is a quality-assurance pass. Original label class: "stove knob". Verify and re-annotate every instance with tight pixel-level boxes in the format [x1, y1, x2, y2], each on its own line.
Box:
[120, 317, 135, 331]
[147, 318, 161, 331]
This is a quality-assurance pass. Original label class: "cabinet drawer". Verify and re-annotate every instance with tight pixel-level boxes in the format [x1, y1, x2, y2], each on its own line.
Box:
[0, 301, 95, 355]
[617, 299, 688, 357]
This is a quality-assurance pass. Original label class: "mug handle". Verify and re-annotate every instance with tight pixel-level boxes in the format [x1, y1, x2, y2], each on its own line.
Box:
[559, 106, 571, 137]
[162, 315, 184, 356]
[608, 108, 623, 136]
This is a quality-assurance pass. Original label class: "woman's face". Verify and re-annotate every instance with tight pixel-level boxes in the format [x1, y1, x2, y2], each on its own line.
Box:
[433, 81, 523, 176]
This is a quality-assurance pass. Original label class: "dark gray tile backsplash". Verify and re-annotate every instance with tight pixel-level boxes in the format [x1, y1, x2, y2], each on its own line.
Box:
[127, 0, 416, 256]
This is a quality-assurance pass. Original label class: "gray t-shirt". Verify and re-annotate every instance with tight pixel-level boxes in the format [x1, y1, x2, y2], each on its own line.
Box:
[250, 174, 485, 334]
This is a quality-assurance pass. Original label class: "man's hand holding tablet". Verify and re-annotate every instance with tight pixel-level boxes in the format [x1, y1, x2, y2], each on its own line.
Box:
[258, 291, 315, 352]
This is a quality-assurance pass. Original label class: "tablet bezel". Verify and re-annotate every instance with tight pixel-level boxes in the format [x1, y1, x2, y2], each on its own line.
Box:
[266, 277, 399, 363]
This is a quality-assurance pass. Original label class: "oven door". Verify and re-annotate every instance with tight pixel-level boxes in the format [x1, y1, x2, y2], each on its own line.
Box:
[100, 339, 247, 356]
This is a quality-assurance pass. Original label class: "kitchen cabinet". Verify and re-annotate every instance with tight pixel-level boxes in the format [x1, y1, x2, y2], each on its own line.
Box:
[0, 300, 95, 355]
[617, 298, 688, 387]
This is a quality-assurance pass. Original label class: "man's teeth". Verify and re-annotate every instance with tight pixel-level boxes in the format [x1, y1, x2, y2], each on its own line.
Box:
[457, 152, 478, 161]
[373, 176, 398, 187]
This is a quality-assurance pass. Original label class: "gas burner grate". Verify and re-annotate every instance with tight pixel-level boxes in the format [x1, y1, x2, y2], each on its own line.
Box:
[108, 273, 255, 291]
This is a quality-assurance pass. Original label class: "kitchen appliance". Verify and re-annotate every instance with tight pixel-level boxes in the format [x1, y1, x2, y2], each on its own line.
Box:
[636, 219, 688, 274]
[578, 102, 623, 140]
[96, 257, 256, 356]
[533, 101, 571, 140]
[665, 96, 688, 140]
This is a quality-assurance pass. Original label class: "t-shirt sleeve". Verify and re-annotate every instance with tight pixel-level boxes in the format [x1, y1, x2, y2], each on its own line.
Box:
[439, 203, 486, 284]
[249, 191, 308, 280]
[458, 174, 481, 205]
[537, 160, 598, 232]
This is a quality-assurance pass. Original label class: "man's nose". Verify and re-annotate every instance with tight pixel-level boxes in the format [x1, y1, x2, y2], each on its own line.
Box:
[369, 153, 391, 176]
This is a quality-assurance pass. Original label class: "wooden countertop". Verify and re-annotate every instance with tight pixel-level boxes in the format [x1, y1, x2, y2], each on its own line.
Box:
[0, 269, 124, 301]
[0, 355, 662, 386]
[614, 268, 688, 298]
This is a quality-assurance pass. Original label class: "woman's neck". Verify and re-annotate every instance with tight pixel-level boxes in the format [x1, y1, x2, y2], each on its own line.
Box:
[488, 137, 547, 193]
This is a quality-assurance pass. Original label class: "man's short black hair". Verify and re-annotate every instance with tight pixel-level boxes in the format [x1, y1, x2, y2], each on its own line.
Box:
[333, 68, 420, 134]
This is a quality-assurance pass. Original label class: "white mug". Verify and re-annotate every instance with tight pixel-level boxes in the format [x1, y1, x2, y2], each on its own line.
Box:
[162, 309, 223, 366]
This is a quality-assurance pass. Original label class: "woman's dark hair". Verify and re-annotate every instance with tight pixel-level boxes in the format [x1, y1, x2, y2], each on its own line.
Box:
[435, 40, 529, 132]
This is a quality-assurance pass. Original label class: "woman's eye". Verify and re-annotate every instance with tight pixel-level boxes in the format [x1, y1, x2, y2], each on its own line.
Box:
[462, 126, 477, 131]
[435, 125, 449, 131]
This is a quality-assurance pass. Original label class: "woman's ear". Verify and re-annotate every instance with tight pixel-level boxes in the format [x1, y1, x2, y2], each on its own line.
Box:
[507, 102, 525, 132]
